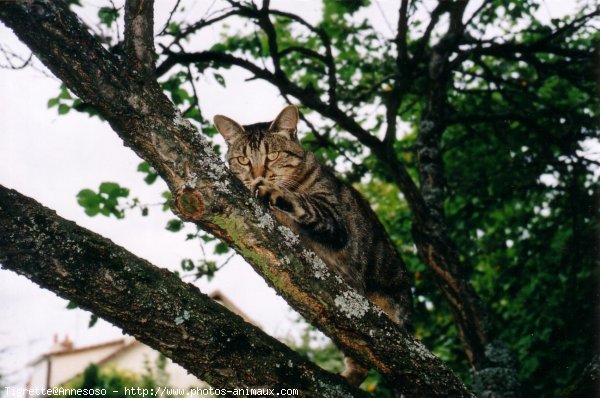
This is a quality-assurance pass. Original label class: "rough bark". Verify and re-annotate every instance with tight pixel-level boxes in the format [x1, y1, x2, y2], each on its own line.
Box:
[0, 185, 365, 398]
[0, 1, 473, 397]
[560, 356, 600, 398]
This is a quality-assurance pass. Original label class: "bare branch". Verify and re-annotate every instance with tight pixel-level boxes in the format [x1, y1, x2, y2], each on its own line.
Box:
[170, 9, 239, 42]
[462, 0, 491, 31]
[460, 8, 599, 61]
[0, 44, 32, 69]
[267, 8, 338, 105]
[158, 0, 181, 36]
[279, 46, 327, 64]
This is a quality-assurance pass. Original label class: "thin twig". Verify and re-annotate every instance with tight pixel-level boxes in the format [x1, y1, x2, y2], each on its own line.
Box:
[158, 0, 182, 36]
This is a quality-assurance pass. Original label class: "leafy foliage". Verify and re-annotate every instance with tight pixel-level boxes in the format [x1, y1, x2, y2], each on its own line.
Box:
[77, 182, 130, 218]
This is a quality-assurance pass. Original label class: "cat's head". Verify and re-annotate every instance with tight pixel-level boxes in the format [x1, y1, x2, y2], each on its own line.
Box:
[213, 105, 306, 189]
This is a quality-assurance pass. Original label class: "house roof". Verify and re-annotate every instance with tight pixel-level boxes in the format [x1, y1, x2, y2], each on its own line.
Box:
[28, 339, 128, 366]
[96, 340, 141, 366]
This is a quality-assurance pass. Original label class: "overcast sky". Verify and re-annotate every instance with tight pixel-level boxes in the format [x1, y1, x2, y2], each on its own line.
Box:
[0, 0, 583, 388]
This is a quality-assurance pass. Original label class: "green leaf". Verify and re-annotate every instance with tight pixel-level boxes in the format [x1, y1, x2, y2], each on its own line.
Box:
[214, 242, 230, 255]
[166, 219, 184, 232]
[137, 162, 159, 185]
[66, 301, 78, 309]
[162, 191, 172, 211]
[58, 85, 72, 99]
[47, 98, 59, 108]
[213, 73, 226, 87]
[202, 125, 218, 137]
[84, 207, 100, 217]
[98, 7, 118, 28]
[88, 314, 99, 328]
[167, 22, 181, 35]
[77, 189, 101, 211]
[58, 104, 70, 115]
[180, 258, 195, 272]
[99, 182, 127, 196]
[137, 162, 150, 172]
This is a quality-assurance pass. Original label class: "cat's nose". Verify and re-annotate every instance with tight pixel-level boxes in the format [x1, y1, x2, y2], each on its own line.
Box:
[251, 166, 266, 179]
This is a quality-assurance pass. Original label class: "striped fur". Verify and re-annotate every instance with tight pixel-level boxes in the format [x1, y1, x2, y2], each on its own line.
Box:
[214, 105, 413, 329]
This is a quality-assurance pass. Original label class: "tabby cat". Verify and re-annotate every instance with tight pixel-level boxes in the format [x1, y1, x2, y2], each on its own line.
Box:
[214, 105, 413, 383]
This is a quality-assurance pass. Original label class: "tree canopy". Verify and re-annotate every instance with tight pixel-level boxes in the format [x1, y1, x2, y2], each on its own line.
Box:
[0, 1, 598, 397]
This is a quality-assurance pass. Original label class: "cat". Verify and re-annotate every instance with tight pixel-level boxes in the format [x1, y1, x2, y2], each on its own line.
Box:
[213, 105, 413, 384]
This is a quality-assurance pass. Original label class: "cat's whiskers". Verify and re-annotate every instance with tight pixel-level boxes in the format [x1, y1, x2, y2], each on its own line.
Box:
[277, 178, 301, 191]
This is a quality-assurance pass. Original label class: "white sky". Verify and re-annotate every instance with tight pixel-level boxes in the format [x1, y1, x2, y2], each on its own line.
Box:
[0, 0, 583, 388]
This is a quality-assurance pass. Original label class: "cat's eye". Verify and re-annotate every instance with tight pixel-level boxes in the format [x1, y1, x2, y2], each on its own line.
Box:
[237, 156, 250, 165]
[266, 152, 280, 162]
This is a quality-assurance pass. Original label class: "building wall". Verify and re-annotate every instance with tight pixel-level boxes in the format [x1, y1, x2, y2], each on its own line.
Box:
[49, 344, 126, 387]
[102, 344, 205, 389]
[27, 362, 48, 390]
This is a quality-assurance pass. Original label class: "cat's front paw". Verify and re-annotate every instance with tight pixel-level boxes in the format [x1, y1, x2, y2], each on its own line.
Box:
[252, 178, 279, 205]
[269, 191, 295, 213]
[251, 178, 295, 213]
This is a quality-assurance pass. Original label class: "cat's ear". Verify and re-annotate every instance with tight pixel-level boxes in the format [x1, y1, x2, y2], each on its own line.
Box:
[270, 105, 299, 140]
[213, 115, 244, 144]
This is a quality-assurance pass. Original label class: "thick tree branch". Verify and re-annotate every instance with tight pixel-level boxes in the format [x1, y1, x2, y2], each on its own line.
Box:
[0, 2, 472, 397]
[124, 0, 156, 80]
[396, 0, 409, 66]
[412, 2, 446, 64]
[0, 185, 365, 398]
[382, 0, 410, 149]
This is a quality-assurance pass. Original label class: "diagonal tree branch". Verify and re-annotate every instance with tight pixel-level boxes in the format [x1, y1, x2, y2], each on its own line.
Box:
[0, 185, 366, 398]
[0, 1, 472, 397]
